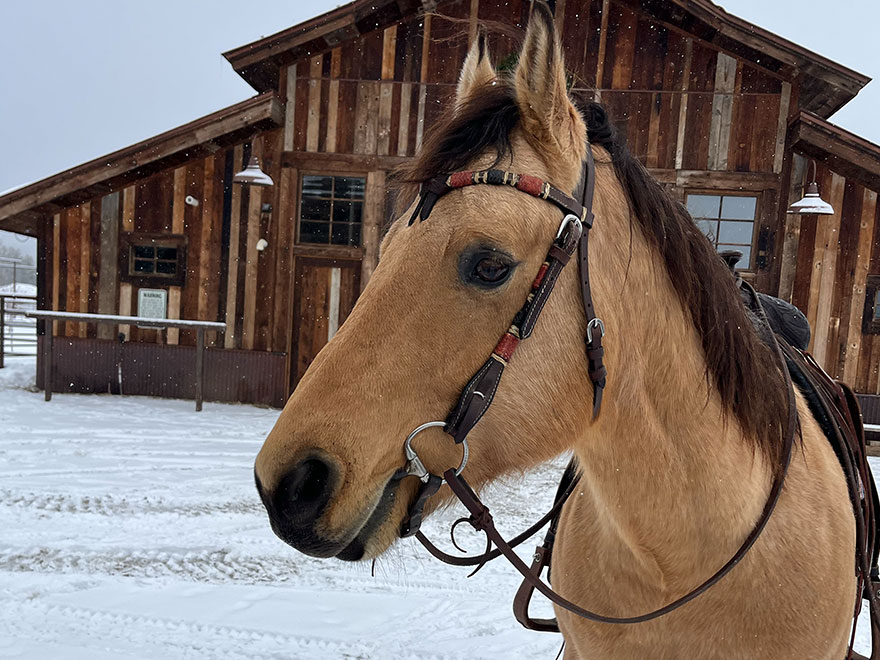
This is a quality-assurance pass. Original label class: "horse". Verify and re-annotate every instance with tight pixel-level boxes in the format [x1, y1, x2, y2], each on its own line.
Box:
[254, 5, 859, 658]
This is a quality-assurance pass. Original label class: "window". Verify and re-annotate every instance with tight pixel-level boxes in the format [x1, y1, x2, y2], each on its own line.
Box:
[119, 234, 187, 286]
[299, 175, 365, 247]
[686, 194, 758, 269]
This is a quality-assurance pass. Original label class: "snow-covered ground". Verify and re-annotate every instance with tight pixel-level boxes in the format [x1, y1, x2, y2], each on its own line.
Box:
[0, 356, 565, 659]
[0, 355, 873, 658]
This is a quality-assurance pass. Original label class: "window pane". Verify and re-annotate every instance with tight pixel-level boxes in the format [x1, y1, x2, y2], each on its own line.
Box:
[133, 259, 155, 273]
[717, 221, 754, 244]
[695, 219, 717, 241]
[156, 247, 177, 260]
[331, 223, 353, 246]
[721, 196, 757, 220]
[302, 175, 333, 197]
[333, 200, 363, 224]
[300, 221, 330, 244]
[133, 245, 155, 259]
[686, 195, 721, 219]
[301, 198, 331, 220]
[350, 224, 361, 246]
[717, 244, 751, 268]
[155, 261, 177, 275]
[335, 177, 366, 199]
[874, 290, 880, 321]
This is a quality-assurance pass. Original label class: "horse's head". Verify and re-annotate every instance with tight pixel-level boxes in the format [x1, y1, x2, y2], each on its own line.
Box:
[254, 5, 605, 561]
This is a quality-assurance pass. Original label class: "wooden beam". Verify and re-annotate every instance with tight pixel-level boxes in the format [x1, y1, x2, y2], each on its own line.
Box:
[224, 146, 245, 349]
[326, 49, 342, 153]
[306, 56, 322, 152]
[96, 193, 119, 340]
[594, 0, 611, 95]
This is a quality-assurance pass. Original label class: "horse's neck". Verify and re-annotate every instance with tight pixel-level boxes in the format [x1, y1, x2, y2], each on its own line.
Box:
[564, 210, 772, 594]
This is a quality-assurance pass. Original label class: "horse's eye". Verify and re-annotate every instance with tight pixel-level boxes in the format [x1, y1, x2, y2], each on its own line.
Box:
[459, 249, 516, 289]
[474, 257, 510, 284]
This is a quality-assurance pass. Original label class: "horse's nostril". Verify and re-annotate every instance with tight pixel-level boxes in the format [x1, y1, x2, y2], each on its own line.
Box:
[274, 458, 334, 524]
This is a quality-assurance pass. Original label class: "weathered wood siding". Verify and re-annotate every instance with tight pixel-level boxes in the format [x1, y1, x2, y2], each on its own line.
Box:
[43, 129, 292, 356]
[783, 158, 880, 392]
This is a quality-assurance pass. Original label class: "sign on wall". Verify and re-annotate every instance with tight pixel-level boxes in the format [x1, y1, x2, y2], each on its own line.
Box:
[137, 288, 167, 320]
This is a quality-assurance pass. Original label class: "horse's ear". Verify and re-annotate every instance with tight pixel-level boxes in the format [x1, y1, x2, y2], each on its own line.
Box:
[513, 2, 586, 175]
[455, 31, 497, 111]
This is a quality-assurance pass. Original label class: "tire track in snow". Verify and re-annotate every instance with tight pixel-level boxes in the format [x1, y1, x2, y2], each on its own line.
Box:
[0, 488, 262, 517]
[0, 547, 300, 584]
[0, 599, 479, 660]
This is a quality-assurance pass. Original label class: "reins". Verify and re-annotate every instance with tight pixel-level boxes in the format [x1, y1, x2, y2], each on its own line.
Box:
[394, 146, 799, 633]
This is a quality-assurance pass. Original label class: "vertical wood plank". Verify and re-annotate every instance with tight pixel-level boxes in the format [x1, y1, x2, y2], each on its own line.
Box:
[327, 267, 341, 341]
[284, 65, 296, 151]
[52, 213, 60, 323]
[844, 188, 878, 384]
[325, 49, 341, 153]
[415, 13, 431, 151]
[271, 166, 297, 353]
[78, 202, 91, 338]
[707, 53, 737, 171]
[224, 145, 244, 349]
[197, 155, 216, 329]
[674, 39, 693, 171]
[361, 170, 385, 288]
[96, 193, 119, 340]
[594, 0, 611, 100]
[397, 82, 412, 156]
[166, 166, 187, 345]
[810, 172, 846, 368]
[118, 186, 135, 339]
[773, 82, 792, 174]
[777, 155, 806, 302]
[306, 56, 322, 152]
[242, 141, 263, 350]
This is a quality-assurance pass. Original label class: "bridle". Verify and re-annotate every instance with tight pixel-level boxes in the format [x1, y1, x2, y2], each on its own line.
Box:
[391, 146, 798, 632]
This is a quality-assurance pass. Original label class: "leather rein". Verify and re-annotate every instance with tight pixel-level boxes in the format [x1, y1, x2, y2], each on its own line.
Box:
[392, 148, 798, 632]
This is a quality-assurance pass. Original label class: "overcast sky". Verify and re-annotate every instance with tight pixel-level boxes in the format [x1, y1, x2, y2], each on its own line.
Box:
[1, 0, 878, 255]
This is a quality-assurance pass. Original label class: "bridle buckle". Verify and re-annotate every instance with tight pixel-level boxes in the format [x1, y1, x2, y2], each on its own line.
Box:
[555, 213, 583, 242]
[586, 318, 605, 344]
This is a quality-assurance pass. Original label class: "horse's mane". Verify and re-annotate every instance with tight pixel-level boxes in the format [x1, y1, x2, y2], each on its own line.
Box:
[397, 84, 788, 470]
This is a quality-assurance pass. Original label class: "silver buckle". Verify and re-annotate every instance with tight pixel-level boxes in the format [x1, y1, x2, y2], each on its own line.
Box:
[586, 318, 605, 344]
[555, 213, 583, 242]
[403, 421, 469, 484]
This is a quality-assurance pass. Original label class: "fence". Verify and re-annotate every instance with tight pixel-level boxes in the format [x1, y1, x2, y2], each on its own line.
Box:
[26, 311, 226, 411]
[0, 294, 37, 368]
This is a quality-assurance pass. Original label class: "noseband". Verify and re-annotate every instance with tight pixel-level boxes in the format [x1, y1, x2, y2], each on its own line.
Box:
[392, 147, 797, 633]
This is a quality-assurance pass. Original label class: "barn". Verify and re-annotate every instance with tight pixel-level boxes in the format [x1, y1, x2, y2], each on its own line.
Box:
[1, 0, 878, 408]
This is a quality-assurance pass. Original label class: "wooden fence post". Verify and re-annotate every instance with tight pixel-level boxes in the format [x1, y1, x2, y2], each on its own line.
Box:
[44, 321, 53, 402]
[195, 327, 205, 412]
[0, 297, 5, 370]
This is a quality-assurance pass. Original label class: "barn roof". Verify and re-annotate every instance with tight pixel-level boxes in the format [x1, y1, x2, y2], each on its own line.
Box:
[222, 0, 869, 119]
[0, 93, 283, 237]
[790, 111, 880, 193]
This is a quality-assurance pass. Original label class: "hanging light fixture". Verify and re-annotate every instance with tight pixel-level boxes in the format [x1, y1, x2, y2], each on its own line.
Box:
[233, 156, 274, 187]
[788, 161, 834, 215]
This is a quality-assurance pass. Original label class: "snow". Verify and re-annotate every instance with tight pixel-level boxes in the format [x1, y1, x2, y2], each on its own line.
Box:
[0, 356, 873, 658]
[0, 283, 36, 296]
[0, 357, 563, 659]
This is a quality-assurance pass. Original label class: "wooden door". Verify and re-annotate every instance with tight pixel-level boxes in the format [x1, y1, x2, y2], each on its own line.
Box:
[291, 257, 361, 388]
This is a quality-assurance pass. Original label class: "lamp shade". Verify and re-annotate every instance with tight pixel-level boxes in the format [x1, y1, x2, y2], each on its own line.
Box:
[233, 156, 274, 187]
[787, 182, 834, 215]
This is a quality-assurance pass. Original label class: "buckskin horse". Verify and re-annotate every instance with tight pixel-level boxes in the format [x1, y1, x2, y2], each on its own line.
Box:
[254, 4, 879, 658]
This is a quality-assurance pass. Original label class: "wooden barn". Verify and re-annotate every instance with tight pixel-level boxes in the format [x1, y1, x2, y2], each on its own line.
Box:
[1, 0, 878, 407]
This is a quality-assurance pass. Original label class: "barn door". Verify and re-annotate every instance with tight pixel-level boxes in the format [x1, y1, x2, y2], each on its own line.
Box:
[291, 257, 361, 388]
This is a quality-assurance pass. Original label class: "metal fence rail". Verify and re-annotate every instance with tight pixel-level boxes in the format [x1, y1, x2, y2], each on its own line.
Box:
[0, 294, 37, 368]
[25, 311, 226, 411]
